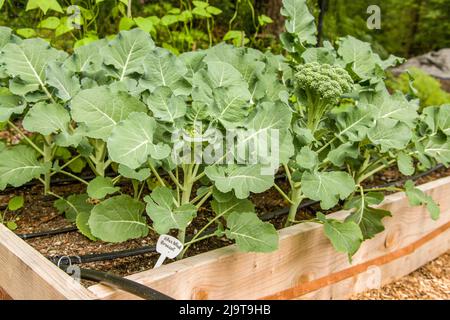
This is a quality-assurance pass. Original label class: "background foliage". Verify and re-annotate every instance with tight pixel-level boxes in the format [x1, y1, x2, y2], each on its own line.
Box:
[1, 0, 449, 57]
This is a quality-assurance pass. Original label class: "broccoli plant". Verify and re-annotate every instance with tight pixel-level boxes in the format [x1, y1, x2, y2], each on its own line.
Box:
[0, 1, 448, 262]
[272, 0, 447, 260]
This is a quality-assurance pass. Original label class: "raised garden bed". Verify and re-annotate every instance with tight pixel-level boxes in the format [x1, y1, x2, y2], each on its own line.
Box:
[1, 176, 449, 300]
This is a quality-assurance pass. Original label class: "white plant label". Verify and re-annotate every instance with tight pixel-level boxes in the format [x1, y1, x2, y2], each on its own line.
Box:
[154, 234, 184, 268]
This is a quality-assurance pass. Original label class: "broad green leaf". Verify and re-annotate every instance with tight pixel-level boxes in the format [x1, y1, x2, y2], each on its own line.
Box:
[118, 164, 151, 182]
[302, 171, 355, 210]
[6, 221, 17, 230]
[54, 193, 93, 221]
[211, 195, 255, 219]
[225, 211, 278, 252]
[89, 195, 148, 242]
[397, 152, 415, 176]
[64, 39, 107, 73]
[334, 104, 375, 141]
[26, 0, 63, 14]
[280, 0, 317, 46]
[246, 101, 292, 132]
[405, 180, 440, 220]
[0, 27, 14, 49]
[146, 86, 187, 122]
[67, 157, 86, 173]
[423, 105, 450, 136]
[70, 86, 147, 140]
[206, 6, 222, 15]
[0, 88, 26, 121]
[317, 213, 363, 260]
[423, 136, 450, 165]
[203, 44, 265, 91]
[119, 17, 136, 31]
[87, 177, 120, 200]
[1, 38, 66, 93]
[295, 146, 318, 170]
[141, 47, 188, 93]
[23, 102, 70, 135]
[54, 125, 85, 147]
[205, 60, 245, 89]
[55, 17, 74, 37]
[205, 165, 274, 199]
[134, 17, 156, 33]
[302, 45, 336, 64]
[344, 192, 391, 240]
[16, 28, 37, 39]
[0, 146, 48, 190]
[337, 36, 378, 81]
[160, 14, 179, 26]
[76, 211, 97, 241]
[101, 29, 154, 81]
[193, 1, 208, 8]
[179, 51, 206, 78]
[209, 86, 251, 129]
[46, 61, 81, 101]
[38, 16, 60, 29]
[368, 119, 412, 152]
[8, 195, 24, 211]
[374, 91, 418, 128]
[108, 112, 170, 169]
[192, 7, 211, 18]
[145, 187, 196, 234]
[327, 142, 359, 166]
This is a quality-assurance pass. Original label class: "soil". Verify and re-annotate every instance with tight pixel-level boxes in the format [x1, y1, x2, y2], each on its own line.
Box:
[0, 164, 449, 291]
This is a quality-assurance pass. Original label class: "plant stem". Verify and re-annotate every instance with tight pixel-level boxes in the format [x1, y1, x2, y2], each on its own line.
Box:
[58, 170, 89, 185]
[93, 140, 107, 177]
[148, 161, 166, 187]
[195, 191, 212, 209]
[168, 170, 184, 191]
[182, 210, 226, 256]
[190, 186, 213, 204]
[285, 187, 304, 227]
[283, 164, 294, 190]
[356, 159, 396, 184]
[50, 155, 81, 176]
[317, 136, 337, 154]
[7, 121, 45, 156]
[364, 186, 403, 192]
[183, 233, 215, 248]
[178, 164, 194, 245]
[127, 0, 132, 18]
[43, 136, 53, 195]
[273, 183, 294, 205]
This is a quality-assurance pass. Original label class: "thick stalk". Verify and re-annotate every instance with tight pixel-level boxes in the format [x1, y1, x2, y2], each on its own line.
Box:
[285, 186, 304, 227]
[43, 136, 53, 195]
[93, 140, 107, 177]
[178, 164, 194, 245]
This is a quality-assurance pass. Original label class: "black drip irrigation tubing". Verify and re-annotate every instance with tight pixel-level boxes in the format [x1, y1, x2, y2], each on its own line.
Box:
[16, 226, 78, 240]
[18, 163, 447, 266]
[58, 264, 174, 300]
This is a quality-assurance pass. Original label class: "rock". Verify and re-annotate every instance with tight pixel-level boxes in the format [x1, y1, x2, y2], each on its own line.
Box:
[392, 48, 450, 80]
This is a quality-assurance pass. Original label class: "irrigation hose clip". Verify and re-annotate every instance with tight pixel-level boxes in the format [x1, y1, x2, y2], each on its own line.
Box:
[57, 255, 82, 282]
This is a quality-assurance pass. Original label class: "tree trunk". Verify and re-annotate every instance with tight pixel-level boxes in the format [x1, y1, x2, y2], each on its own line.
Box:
[261, 0, 285, 35]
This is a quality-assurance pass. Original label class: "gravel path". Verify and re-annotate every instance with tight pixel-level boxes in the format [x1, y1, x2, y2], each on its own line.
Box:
[352, 252, 449, 300]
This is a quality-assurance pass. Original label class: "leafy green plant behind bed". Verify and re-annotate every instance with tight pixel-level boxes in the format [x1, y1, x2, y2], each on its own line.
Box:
[0, 0, 449, 261]
[386, 67, 450, 109]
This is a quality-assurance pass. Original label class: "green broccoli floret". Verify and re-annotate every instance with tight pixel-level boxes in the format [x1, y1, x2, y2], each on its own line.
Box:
[295, 62, 353, 131]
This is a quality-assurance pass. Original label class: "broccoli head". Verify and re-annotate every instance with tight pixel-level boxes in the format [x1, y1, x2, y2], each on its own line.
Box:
[295, 62, 354, 131]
